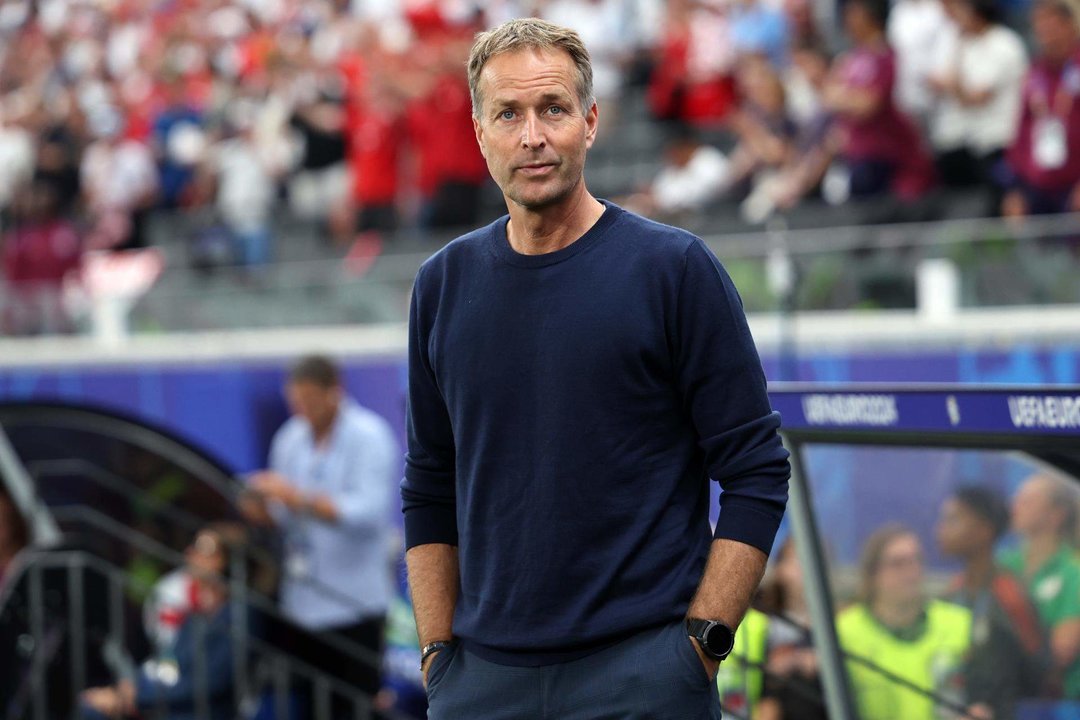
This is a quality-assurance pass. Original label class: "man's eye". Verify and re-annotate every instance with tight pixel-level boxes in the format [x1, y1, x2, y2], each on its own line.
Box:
[548, 106, 563, 115]
[500, 110, 515, 120]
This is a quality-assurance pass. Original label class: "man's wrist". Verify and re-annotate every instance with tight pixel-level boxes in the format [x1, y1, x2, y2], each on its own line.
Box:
[420, 640, 453, 671]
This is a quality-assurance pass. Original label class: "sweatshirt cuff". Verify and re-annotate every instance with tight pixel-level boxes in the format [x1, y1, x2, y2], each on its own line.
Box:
[404, 505, 459, 549]
[713, 496, 784, 556]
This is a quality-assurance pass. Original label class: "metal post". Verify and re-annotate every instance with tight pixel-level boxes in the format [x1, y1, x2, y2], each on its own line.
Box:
[0, 424, 60, 544]
[193, 615, 210, 720]
[315, 676, 331, 720]
[230, 550, 249, 708]
[67, 556, 87, 712]
[29, 563, 47, 720]
[273, 656, 290, 720]
[786, 441, 858, 720]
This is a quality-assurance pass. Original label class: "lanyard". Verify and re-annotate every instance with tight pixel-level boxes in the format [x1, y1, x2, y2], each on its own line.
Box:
[1032, 59, 1080, 120]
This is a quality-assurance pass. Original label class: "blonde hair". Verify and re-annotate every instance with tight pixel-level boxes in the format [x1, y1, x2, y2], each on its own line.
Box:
[467, 18, 594, 117]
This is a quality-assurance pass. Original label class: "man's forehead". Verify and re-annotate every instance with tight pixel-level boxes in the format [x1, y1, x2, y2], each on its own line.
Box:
[479, 46, 577, 95]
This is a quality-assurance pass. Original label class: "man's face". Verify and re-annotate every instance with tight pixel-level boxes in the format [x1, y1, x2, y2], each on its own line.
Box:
[1012, 477, 1054, 536]
[286, 381, 341, 433]
[874, 534, 924, 605]
[936, 498, 984, 558]
[1032, 3, 1080, 59]
[186, 530, 226, 583]
[472, 47, 598, 211]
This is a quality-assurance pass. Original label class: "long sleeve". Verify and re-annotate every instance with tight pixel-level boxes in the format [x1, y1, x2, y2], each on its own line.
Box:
[326, 418, 397, 529]
[401, 278, 458, 549]
[672, 239, 790, 554]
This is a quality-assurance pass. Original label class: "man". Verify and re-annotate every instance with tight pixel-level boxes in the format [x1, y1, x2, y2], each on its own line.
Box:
[999, 473, 1080, 698]
[936, 486, 1047, 717]
[1002, 0, 1080, 217]
[240, 355, 398, 701]
[401, 18, 790, 719]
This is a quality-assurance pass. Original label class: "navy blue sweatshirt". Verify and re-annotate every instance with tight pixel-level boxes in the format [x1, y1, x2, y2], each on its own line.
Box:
[402, 202, 790, 665]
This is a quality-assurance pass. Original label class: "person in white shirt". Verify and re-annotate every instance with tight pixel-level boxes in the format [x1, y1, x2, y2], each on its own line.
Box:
[928, 0, 1027, 204]
[888, 0, 957, 125]
[240, 355, 399, 705]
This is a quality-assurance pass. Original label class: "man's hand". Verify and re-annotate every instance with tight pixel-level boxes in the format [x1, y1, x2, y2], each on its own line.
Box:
[689, 637, 721, 680]
[81, 687, 123, 717]
[1002, 190, 1028, 219]
[249, 471, 303, 509]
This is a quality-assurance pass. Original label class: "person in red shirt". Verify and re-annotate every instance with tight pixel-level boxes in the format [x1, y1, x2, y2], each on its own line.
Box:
[346, 76, 405, 235]
[823, 0, 935, 200]
[2, 181, 83, 335]
[1002, 0, 1080, 216]
[406, 31, 490, 229]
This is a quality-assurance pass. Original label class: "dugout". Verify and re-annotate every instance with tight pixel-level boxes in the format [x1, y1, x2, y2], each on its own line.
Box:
[770, 385, 1080, 720]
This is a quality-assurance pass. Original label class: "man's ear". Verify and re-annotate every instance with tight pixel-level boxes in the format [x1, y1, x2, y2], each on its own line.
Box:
[473, 115, 487, 159]
[584, 101, 599, 150]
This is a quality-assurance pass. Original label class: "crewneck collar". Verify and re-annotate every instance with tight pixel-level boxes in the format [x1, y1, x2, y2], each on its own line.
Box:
[489, 200, 621, 268]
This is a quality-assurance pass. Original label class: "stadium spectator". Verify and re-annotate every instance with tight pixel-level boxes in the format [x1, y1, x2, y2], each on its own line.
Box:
[648, 0, 738, 126]
[888, 0, 954, 125]
[80, 526, 238, 720]
[1002, 0, 1080, 218]
[2, 179, 82, 335]
[619, 123, 730, 220]
[928, 0, 1027, 210]
[151, 78, 206, 210]
[730, 0, 791, 68]
[755, 538, 828, 720]
[404, 28, 491, 229]
[346, 75, 406, 236]
[999, 473, 1080, 698]
[239, 354, 398, 706]
[81, 111, 158, 251]
[0, 113, 35, 218]
[836, 524, 973, 720]
[936, 486, 1049, 717]
[824, 0, 935, 201]
[404, 17, 789, 718]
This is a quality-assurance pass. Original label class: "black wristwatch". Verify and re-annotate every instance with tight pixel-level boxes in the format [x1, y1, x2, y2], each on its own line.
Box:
[686, 618, 736, 662]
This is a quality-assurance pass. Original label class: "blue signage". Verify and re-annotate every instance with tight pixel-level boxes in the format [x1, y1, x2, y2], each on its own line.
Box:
[771, 386, 1080, 437]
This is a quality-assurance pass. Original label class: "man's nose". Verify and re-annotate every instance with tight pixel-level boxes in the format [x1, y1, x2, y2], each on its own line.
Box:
[521, 112, 546, 150]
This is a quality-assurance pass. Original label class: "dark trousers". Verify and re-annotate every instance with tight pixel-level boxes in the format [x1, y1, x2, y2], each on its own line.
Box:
[322, 616, 385, 699]
[425, 620, 723, 719]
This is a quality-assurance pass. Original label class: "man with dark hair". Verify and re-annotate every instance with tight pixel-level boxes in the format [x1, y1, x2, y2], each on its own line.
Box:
[937, 486, 1048, 716]
[402, 17, 789, 720]
[240, 354, 399, 703]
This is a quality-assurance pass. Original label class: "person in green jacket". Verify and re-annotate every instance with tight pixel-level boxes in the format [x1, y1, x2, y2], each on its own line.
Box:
[837, 524, 974, 720]
[999, 472, 1080, 698]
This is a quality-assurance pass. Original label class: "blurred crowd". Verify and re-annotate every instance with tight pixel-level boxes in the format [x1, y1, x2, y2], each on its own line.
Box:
[722, 472, 1080, 720]
[4, 0, 1080, 334]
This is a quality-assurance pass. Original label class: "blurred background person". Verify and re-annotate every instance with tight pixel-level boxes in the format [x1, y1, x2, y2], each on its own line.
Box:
[999, 472, 1080, 698]
[837, 524, 973, 720]
[928, 0, 1027, 213]
[756, 538, 828, 720]
[887, 0, 954, 127]
[80, 525, 238, 720]
[937, 486, 1049, 718]
[1002, 0, 1080, 218]
[240, 354, 398, 707]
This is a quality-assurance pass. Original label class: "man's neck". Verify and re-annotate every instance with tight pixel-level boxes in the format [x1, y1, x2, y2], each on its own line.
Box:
[961, 550, 995, 593]
[1024, 534, 1060, 577]
[506, 186, 606, 256]
[312, 410, 340, 446]
[872, 597, 923, 630]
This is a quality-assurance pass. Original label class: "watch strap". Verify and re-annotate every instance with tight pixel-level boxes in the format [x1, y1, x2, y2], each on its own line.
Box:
[420, 640, 452, 670]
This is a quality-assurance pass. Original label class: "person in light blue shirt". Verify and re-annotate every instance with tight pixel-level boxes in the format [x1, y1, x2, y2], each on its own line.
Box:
[240, 355, 399, 702]
[730, 0, 791, 69]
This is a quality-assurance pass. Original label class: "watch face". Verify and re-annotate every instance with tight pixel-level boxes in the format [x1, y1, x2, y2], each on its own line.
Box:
[704, 623, 735, 657]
